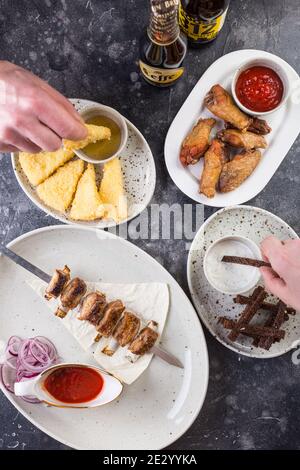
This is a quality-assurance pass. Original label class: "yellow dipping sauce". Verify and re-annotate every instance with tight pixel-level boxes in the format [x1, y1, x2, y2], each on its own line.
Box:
[84, 115, 121, 161]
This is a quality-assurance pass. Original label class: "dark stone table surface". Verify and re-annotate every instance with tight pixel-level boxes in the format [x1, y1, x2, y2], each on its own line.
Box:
[1, 0, 300, 450]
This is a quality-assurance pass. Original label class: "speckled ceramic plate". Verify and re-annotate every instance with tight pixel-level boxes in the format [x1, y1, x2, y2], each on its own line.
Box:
[11, 99, 156, 228]
[187, 205, 299, 358]
[165, 50, 300, 207]
[0, 225, 209, 450]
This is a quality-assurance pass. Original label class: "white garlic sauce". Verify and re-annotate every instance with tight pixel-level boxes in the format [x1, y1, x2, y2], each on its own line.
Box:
[205, 239, 258, 292]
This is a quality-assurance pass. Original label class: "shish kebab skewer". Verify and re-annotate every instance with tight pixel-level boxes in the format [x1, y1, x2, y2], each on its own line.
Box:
[0, 248, 183, 369]
[42, 262, 181, 368]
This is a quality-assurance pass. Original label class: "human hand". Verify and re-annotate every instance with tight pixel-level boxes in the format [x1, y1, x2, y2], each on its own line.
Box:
[260, 236, 300, 311]
[0, 61, 87, 153]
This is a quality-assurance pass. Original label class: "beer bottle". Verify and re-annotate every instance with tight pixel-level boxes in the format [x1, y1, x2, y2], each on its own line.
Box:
[179, 0, 230, 46]
[139, 0, 187, 87]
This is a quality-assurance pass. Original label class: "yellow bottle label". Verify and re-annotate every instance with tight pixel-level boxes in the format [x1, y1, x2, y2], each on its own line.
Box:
[179, 4, 228, 41]
[139, 60, 184, 85]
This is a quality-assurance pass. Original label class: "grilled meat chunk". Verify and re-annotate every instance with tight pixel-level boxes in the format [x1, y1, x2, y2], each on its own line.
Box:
[96, 300, 125, 337]
[78, 291, 107, 325]
[45, 265, 70, 300]
[113, 311, 141, 347]
[129, 321, 159, 356]
[60, 277, 87, 309]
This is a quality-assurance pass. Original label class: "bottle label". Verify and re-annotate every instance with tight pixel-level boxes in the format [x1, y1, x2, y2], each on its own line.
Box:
[139, 60, 184, 85]
[179, 4, 228, 42]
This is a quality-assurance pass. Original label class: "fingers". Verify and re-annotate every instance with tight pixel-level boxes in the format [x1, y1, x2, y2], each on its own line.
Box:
[4, 129, 42, 153]
[27, 71, 83, 124]
[33, 91, 87, 141]
[260, 266, 288, 302]
[22, 119, 62, 152]
[0, 144, 20, 153]
[260, 236, 289, 279]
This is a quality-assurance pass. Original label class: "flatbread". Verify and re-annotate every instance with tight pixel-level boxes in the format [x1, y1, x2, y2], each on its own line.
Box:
[27, 279, 170, 384]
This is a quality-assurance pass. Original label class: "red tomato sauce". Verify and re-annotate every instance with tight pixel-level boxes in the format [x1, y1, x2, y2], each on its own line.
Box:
[236, 66, 284, 113]
[44, 366, 104, 404]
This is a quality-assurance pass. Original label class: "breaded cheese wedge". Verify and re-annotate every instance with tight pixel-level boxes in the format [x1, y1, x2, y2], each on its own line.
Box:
[19, 148, 74, 186]
[99, 158, 127, 222]
[69, 164, 105, 221]
[63, 124, 111, 152]
[37, 159, 84, 212]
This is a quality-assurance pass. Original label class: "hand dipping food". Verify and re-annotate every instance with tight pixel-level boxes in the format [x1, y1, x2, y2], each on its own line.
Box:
[203, 236, 261, 295]
[84, 115, 121, 161]
[78, 104, 128, 164]
[236, 66, 284, 113]
[44, 365, 104, 404]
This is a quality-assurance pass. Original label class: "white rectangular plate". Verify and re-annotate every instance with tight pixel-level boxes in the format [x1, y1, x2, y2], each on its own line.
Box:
[164, 49, 300, 207]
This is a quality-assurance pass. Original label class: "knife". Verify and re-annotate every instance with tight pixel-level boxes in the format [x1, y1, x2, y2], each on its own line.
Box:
[0, 246, 184, 369]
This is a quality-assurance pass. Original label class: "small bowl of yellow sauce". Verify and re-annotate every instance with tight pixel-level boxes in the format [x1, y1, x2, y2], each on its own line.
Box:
[78, 104, 128, 163]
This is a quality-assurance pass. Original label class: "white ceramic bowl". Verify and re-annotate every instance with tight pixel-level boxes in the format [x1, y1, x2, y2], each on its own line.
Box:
[77, 103, 128, 164]
[203, 235, 262, 295]
[231, 57, 291, 116]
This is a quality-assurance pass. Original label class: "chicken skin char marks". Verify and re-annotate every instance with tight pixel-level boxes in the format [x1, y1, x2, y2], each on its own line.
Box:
[217, 129, 267, 149]
[78, 291, 107, 325]
[129, 322, 159, 356]
[113, 311, 141, 347]
[96, 300, 125, 337]
[180, 118, 216, 166]
[45, 265, 70, 300]
[199, 139, 229, 198]
[204, 85, 252, 131]
[60, 277, 87, 309]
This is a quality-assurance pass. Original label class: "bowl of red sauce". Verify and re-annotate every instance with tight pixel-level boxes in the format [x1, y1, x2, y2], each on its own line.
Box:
[14, 363, 123, 408]
[232, 58, 290, 116]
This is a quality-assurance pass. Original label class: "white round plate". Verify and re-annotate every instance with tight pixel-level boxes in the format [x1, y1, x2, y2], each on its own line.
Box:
[12, 99, 156, 228]
[164, 50, 300, 206]
[0, 226, 209, 450]
[187, 205, 299, 358]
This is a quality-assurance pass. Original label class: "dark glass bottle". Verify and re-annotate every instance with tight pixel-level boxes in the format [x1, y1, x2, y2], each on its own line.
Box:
[179, 0, 230, 46]
[139, 0, 187, 87]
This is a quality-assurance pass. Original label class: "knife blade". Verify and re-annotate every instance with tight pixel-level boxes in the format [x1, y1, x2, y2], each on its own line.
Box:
[0, 246, 184, 369]
[0, 246, 51, 283]
[152, 345, 184, 369]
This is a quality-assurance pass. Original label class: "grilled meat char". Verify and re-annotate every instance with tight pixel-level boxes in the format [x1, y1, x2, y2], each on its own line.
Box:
[113, 312, 141, 347]
[78, 291, 107, 325]
[45, 265, 70, 300]
[60, 277, 87, 310]
[129, 321, 159, 356]
[97, 300, 125, 337]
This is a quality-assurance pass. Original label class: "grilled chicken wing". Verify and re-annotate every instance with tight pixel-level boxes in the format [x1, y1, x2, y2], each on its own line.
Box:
[225, 117, 271, 135]
[217, 129, 267, 149]
[129, 321, 159, 356]
[205, 85, 252, 131]
[219, 150, 261, 193]
[96, 300, 125, 337]
[180, 118, 216, 166]
[78, 291, 107, 325]
[199, 139, 229, 198]
[45, 265, 70, 300]
[113, 311, 141, 347]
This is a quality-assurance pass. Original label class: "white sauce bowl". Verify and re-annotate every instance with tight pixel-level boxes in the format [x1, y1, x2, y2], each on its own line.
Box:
[203, 236, 262, 296]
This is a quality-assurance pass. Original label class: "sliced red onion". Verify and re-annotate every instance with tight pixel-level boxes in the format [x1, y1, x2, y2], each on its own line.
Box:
[0, 336, 58, 404]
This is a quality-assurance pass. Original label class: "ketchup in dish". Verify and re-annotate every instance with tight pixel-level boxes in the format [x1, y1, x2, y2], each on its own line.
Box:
[44, 366, 104, 404]
[236, 66, 284, 113]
